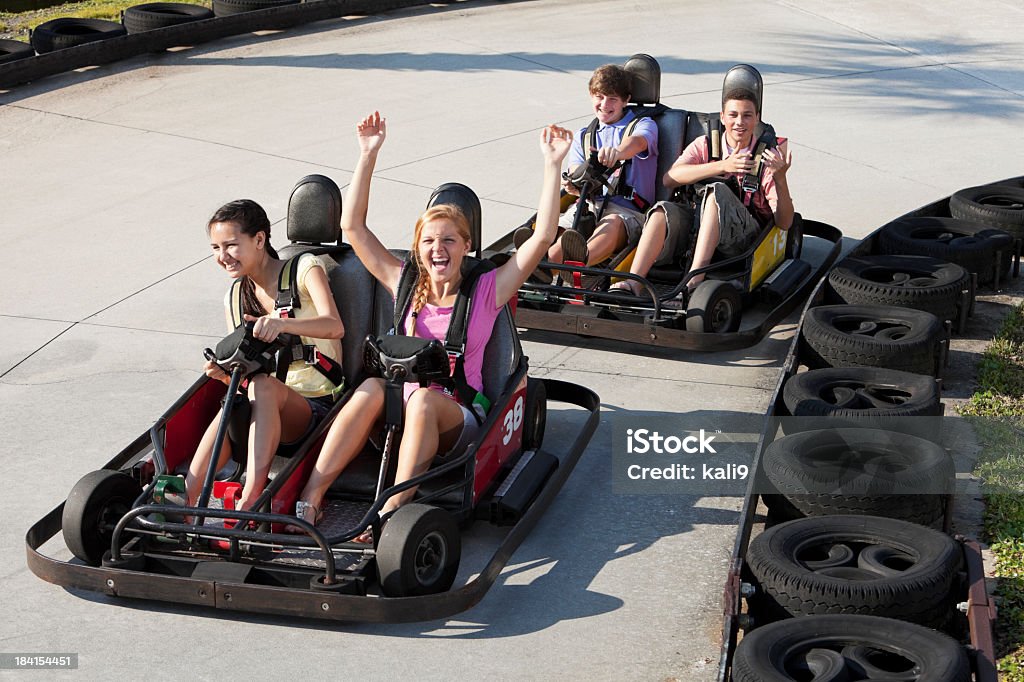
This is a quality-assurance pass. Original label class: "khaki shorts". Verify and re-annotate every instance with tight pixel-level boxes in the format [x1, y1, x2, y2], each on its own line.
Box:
[560, 199, 646, 244]
[696, 182, 762, 257]
[646, 200, 693, 267]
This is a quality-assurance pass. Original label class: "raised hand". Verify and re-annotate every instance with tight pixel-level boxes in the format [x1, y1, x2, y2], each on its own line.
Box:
[356, 111, 387, 154]
[762, 142, 792, 177]
[540, 124, 573, 164]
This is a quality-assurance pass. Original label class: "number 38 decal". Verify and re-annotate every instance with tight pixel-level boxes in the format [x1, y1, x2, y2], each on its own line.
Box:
[502, 396, 525, 445]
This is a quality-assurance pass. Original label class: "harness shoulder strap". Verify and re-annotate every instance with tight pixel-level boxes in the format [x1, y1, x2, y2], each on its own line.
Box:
[444, 258, 496, 353]
[275, 254, 304, 314]
[391, 254, 420, 334]
[709, 119, 722, 161]
[228, 279, 244, 329]
[582, 117, 599, 156]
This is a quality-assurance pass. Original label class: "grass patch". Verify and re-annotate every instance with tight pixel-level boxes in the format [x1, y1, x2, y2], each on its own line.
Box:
[1, 0, 210, 40]
[958, 300, 1024, 678]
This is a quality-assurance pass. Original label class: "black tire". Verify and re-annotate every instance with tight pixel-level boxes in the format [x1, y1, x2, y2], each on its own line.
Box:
[783, 366, 942, 438]
[877, 216, 1013, 286]
[212, 0, 299, 16]
[376, 504, 461, 597]
[801, 304, 942, 376]
[0, 39, 34, 65]
[785, 217, 803, 260]
[748, 515, 962, 628]
[522, 378, 546, 451]
[62, 470, 142, 566]
[31, 18, 127, 54]
[122, 3, 214, 33]
[762, 428, 953, 525]
[949, 184, 1024, 239]
[828, 254, 968, 324]
[732, 614, 971, 682]
[686, 280, 742, 333]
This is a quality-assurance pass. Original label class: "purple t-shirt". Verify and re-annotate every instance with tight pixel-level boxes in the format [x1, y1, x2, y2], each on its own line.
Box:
[570, 109, 659, 210]
[399, 269, 502, 403]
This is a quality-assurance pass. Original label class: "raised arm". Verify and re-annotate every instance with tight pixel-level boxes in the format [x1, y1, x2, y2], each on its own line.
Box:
[342, 111, 403, 296]
[495, 125, 573, 305]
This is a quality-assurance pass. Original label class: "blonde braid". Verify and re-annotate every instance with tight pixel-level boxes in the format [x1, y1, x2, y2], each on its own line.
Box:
[406, 267, 431, 336]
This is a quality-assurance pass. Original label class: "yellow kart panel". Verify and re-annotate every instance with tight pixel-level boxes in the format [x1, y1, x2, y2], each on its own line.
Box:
[750, 226, 788, 291]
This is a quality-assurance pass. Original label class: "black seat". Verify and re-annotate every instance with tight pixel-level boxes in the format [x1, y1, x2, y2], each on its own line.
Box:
[278, 174, 379, 389]
[327, 183, 523, 509]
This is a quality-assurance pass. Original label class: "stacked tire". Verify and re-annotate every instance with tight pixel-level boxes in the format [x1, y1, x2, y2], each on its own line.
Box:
[734, 179, 1020, 678]
[30, 18, 127, 54]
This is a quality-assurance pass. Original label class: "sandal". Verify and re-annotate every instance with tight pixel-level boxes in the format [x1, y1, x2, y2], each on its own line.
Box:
[609, 279, 641, 295]
[560, 229, 589, 265]
[284, 500, 322, 533]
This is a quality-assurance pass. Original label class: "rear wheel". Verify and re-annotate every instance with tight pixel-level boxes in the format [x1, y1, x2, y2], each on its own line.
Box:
[377, 504, 461, 597]
[686, 280, 742, 333]
[522, 378, 547, 450]
[63, 470, 142, 566]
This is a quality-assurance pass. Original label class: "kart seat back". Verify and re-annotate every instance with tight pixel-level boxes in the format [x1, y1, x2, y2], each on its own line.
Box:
[278, 174, 378, 389]
[622, 54, 684, 203]
[286, 174, 343, 245]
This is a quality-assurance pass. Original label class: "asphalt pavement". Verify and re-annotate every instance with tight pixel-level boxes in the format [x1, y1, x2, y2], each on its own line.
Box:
[1, 0, 1023, 679]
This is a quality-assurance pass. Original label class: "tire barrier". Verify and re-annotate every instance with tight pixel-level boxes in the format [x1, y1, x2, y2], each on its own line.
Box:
[0, 0, 437, 88]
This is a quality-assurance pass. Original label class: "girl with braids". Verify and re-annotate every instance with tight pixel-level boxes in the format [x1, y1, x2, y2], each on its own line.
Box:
[292, 112, 572, 535]
[186, 199, 344, 513]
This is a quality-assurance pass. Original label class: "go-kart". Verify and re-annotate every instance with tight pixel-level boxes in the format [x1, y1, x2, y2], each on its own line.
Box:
[486, 56, 843, 351]
[26, 176, 600, 623]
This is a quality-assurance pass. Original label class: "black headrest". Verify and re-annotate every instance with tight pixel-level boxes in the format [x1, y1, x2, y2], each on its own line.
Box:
[625, 53, 660, 106]
[722, 64, 763, 113]
[425, 182, 482, 258]
[287, 174, 343, 244]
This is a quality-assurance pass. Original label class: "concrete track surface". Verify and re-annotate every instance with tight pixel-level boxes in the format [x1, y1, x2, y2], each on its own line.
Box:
[2, 0, 1022, 679]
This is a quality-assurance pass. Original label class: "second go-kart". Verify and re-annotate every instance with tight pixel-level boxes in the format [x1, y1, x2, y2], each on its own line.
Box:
[26, 176, 600, 622]
[486, 56, 842, 351]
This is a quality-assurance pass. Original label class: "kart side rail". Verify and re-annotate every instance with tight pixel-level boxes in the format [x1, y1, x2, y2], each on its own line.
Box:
[516, 219, 843, 350]
[25, 379, 600, 623]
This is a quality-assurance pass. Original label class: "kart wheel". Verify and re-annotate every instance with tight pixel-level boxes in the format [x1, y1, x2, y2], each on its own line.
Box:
[122, 3, 214, 33]
[785, 216, 803, 260]
[748, 515, 962, 628]
[686, 280, 742, 333]
[732, 615, 971, 682]
[762, 428, 952, 526]
[30, 18, 126, 54]
[377, 504, 460, 597]
[522, 378, 547, 451]
[878, 216, 1013, 286]
[949, 184, 1024, 240]
[63, 470, 142, 566]
[801, 304, 942, 376]
[827, 255, 969, 325]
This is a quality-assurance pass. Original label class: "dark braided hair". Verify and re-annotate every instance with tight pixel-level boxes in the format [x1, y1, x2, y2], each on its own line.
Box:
[208, 199, 279, 319]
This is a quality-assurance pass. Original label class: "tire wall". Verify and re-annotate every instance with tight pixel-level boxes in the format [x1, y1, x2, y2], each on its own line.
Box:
[728, 177, 1024, 679]
[0, 0, 435, 88]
